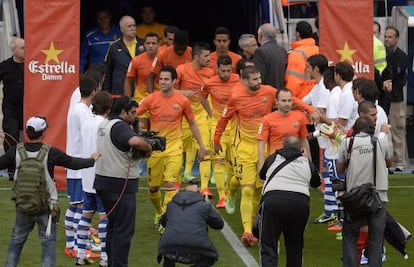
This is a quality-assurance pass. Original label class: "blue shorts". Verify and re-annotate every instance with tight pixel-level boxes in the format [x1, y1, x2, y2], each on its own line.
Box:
[83, 192, 106, 214]
[67, 179, 84, 204]
[323, 157, 345, 182]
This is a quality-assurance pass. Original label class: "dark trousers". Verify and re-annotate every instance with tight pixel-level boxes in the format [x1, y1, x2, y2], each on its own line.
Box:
[307, 124, 320, 170]
[260, 191, 309, 267]
[2, 108, 22, 152]
[163, 252, 216, 267]
[97, 191, 136, 267]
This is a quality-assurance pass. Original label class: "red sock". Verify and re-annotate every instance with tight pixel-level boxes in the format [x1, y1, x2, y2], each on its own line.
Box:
[357, 231, 369, 263]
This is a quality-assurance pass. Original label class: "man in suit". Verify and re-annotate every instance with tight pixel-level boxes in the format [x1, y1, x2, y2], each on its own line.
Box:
[253, 23, 287, 90]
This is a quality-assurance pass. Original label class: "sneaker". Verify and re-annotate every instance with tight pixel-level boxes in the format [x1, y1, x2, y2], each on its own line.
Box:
[382, 246, 386, 263]
[241, 232, 258, 247]
[328, 221, 343, 231]
[335, 232, 343, 241]
[225, 196, 235, 214]
[158, 224, 165, 235]
[182, 172, 194, 183]
[90, 234, 101, 245]
[86, 240, 101, 252]
[99, 259, 108, 267]
[64, 247, 77, 258]
[76, 257, 95, 265]
[85, 250, 100, 259]
[200, 188, 213, 199]
[360, 249, 368, 265]
[216, 198, 226, 208]
[153, 213, 163, 230]
[312, 213, 336, 224]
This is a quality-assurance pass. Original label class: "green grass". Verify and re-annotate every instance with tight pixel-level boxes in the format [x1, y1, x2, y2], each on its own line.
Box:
[0, 174, 414, 266]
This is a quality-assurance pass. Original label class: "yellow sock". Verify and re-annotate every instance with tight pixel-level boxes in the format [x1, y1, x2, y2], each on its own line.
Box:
[240, 186, 254, 233]
[184, 148, 196, 175]
[199, 160, 211, 190]
[227, 175, 240, 199]
[162, 188, 176, 212]
[148, 190, 162, 214]
[252, 186, 262, 222]
[214, 161, 226, 199]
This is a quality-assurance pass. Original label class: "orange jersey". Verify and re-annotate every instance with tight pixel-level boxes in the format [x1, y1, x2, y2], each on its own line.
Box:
[208, 51, 242, 74]
[214, 84, 277, 144]
[136, 91, 195, 157]
[176, 63, 215, 123]
[257, 110, 308, 153]
[153, 45, 192, 70]
[126, 52, 159, 102]
[204, 73, 240, 123]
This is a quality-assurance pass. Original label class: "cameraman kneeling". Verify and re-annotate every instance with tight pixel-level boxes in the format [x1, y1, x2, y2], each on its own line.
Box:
[158, 179, 224, 267]
[94, 96, 152, 267]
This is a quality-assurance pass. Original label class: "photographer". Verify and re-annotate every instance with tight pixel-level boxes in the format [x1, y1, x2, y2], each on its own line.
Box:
[94, 96, 152, 267]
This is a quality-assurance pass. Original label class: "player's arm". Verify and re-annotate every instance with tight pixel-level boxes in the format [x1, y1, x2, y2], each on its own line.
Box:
[300, 137, 311, 160]
[124, 76, 135, 97]
[258, 140, 266, 171]
[188, 119, 208, 160]
[199, 95, 212, 117]
[213, 98, 236, 153]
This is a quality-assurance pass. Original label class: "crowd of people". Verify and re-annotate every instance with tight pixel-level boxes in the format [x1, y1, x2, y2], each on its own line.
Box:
[0, 1, 411, 266]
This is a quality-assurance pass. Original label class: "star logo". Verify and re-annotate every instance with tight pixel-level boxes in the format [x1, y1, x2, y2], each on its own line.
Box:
[336, 42, 357, 63]
[41, 42, 63, 63]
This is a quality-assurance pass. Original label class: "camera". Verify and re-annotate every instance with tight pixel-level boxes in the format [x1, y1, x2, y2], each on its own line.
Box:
[131, 119, 166, 159]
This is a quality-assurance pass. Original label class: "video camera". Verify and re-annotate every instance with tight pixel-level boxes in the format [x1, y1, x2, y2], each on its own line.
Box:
[131, 119, 166, 159]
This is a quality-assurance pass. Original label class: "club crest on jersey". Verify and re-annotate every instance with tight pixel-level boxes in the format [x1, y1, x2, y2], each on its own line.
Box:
[262, 97, 268, 104]
[293, 121, 300, 128]
[173, 104, 180, 110]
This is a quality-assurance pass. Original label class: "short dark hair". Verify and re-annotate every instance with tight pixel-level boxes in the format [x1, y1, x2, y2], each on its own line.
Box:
[374, 21, 381, 33]
[173, 30, 189, 46]
[145, 32, 160, 42]
[236, 58, 254, 76]
[26, 128, 43, 140]
[192, 42, 210, 57]
[160, 65, 177, 80]
[276, 88, 292, 100]
[353, 117, 375, 136]
[84, 69, 103, 85]
[334, 62, 354, 82]
[358, 100, 376, 115]
[79, 76, 97, 97]
[385, 25, 399, 37]
[164, 25, 179, 37]
[92, 91, 113, 115]
[352, 77, 369, 91]
[296, 21, 313, 39]
[307, 54, 328, 74]
[87, 63, 106, 76]
[217, 55, 232, 67]
[111, 96, 138, 116]
[214, 26, 230, 37]
[358, 80, 378, 102]
[323, 67, 336, 90]
[241, 65, 260, 80]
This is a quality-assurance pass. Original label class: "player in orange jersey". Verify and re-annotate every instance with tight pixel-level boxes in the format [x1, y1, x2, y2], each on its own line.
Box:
[208, 26, 242, 74]
[136, 65, 208, 232]
[204, 55, 240, 208]
[176, 42, 215, 198]
[214, 66, 315, 246]
[257, 88, 310, 170]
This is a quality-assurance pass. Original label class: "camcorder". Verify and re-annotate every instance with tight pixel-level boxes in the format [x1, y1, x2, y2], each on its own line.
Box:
[131, 119, 166, 159]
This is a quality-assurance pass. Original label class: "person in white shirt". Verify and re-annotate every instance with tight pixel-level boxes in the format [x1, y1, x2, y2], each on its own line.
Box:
[64, 77, 97, 257]
[76, 91, 112, 266]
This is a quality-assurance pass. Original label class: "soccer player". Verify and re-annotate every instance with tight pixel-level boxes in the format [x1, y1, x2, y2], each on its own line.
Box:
[77, 91, 113, 266]
[208, 26, 242, 74]
[214, 66, 315, 246]
[204, 55, 240, 208]
[257, 88, 310, 170]
[136, 65, 208, 232]
[176, 42, 215, 197]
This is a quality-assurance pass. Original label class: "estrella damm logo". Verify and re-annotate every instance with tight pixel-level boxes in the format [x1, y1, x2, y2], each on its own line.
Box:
[28, 41, 76, 80]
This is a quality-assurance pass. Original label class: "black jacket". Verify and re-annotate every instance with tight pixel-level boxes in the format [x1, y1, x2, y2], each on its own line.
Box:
[158, 190, 224, 260]
[382, 47, 408, 102]
[103, 37, 144, 95]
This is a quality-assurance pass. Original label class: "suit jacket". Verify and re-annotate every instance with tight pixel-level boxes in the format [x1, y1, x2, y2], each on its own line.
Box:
[253, 40, 287, 90]
[103, 37, 144, 95]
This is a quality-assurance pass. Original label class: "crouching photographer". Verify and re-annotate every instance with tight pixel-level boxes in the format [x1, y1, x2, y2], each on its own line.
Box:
[94, 96, 153, 267]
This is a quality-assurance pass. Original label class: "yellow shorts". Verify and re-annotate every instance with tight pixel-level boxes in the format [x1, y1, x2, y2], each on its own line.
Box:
[182, 122, 212, 153]
[147, 155, 183, 187]
[234, 140, 258, 186]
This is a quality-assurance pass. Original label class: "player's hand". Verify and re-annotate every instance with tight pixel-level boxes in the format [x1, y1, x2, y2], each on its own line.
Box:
[380, 123, 391, 134]
[383, 80, 392, 92]
[309, 111, 320, 124]
[214, 143, 222, 154]
[91, 152, 101, 161]
[197, 147, 209, 161]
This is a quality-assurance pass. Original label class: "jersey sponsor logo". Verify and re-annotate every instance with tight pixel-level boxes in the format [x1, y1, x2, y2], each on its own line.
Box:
[28, 41, 75, 81]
